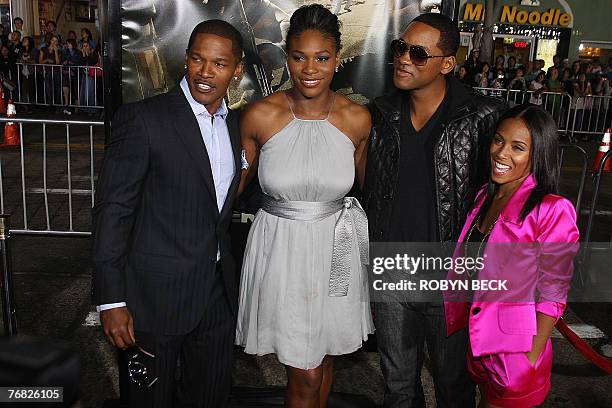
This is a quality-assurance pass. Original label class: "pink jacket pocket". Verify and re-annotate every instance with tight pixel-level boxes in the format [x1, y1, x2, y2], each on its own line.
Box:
[498, 303, 537, 335]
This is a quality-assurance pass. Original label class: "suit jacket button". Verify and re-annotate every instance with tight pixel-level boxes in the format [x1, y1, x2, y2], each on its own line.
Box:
[472, 307, 481, 315]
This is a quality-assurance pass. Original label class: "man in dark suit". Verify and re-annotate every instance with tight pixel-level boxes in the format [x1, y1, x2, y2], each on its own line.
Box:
[93, 20, 244, 407]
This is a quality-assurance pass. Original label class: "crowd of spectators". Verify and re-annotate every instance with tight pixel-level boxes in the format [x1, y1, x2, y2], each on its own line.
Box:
[0, 17, 101, 115]
[457, 51, 612, 100]
[456, 51, 612, 140]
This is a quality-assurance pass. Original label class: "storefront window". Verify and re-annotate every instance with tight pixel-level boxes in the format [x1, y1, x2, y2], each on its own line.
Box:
[579, 45, 612, 65]
[493, 36, 533, 67]
[0, 4, 9, 31]
[536, 39, 560, 70]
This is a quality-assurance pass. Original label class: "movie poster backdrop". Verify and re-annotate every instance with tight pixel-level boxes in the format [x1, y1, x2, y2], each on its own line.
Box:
[121, 0, 456, 107]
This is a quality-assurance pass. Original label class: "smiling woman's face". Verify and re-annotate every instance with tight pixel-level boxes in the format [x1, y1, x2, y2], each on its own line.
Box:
[286, 29, 338, 99]
[490, 117, 532, 187]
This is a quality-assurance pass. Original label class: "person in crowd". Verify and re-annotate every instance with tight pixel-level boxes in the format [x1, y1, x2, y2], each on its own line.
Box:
[456, 65, 470, 85]
[490, 67, 506, 91]
[507, 66, 526, 92]
[494, 54, 505, 72]
[546, 67, 564, 93]
[594, 71, 611, 97]
[465, 48, 480, 77]
[530, 59, 545, 80]
[561, 68, 574, 96]
[571, 60, 581, 80]
[573, 71, 594, 140]
[605, 57, 612, 75]
[544, 66, 565, 122]
[529, 72, 547, 105]
[0, 44, 14, 76]
[78, 41, 99, 111]
[0, 44, 16, 102]
[18, 36, 38, 111]
[474, 62, 490, 88]
[561, 58, 570, 71]
[39, 33, 62, 107]
[524, 60, 536, 83]
[0, 24, 8, 48]
[590, 59, 602, 75]
[505, 56, 517, 82]
[61, 38, 80, 115]
[67, 30, 77, 42]
[8, 30, 22, 57]
[78, 28, 96, 51]
[552, 54, 561, 70]
[13, 17, 28, 38]
[574, 71, 593, 98]
[42, 20, 62, 47]
[94, 19, 245, 408]
[236, 4, 373, 407]
[363, 12, 506, 407]
[445, 103, 579, 408]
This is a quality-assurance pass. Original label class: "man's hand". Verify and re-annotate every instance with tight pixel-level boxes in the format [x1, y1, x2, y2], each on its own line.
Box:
[100, 307, 136, 349]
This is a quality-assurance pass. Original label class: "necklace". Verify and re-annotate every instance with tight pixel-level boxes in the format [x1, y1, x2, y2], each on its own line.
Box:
[463, 216, 497, 277]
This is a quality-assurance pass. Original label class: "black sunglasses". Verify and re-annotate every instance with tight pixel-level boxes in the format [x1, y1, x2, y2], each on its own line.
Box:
[390, 39, 449, 66]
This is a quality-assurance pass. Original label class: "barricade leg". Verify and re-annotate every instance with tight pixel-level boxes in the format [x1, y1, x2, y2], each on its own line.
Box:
[0, 214, 16, 336]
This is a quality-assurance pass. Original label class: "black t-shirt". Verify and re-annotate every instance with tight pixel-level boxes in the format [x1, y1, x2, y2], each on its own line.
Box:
[387, 91, 450, 243]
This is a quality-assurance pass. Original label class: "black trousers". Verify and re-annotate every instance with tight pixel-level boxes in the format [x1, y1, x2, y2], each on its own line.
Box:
[128, 268, 235, 408]
[375, 301, 476, 408]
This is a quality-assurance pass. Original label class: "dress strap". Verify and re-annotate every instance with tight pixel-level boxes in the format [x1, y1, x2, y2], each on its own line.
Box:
[283, 91, 297, 119]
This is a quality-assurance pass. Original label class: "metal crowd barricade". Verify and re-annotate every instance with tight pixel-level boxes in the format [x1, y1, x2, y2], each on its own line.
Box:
[10, 62, 103, 109]
[473, 87, 573, 137]
[559, 143, 588, 216]
[0, 117, 104, 235]
[569, 95, 612, 140]
[577, 149, 612, 300]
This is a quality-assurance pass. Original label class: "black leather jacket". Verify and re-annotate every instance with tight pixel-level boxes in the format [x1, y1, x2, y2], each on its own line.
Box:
[363, 76, 507, 243]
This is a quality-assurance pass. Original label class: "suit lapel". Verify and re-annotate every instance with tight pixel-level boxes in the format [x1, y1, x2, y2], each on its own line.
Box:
[167, 87, 219, 216]
[219, 109, 241, 221]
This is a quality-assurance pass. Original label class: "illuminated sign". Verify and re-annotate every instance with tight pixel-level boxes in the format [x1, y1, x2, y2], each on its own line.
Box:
[463, 3, 572, 27]
[514, 41, 528, 48]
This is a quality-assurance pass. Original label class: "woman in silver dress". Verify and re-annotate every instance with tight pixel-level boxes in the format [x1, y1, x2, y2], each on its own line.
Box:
[236, 4, 373, 407]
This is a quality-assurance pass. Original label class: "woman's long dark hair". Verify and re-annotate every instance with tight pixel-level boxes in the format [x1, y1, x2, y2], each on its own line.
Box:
[476, 103, 560, 223]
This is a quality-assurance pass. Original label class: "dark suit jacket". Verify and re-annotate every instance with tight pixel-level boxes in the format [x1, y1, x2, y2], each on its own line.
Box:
[93, 87, 241, 335]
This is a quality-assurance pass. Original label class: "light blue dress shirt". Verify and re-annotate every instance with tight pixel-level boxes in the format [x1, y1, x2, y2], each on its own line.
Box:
[98, 78, 235, 312]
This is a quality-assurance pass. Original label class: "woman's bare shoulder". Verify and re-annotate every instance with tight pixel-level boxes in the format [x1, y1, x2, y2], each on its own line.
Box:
[241, 91, 294, 142]
[334, 94, 371, 141]
[242, 92, 287, 119]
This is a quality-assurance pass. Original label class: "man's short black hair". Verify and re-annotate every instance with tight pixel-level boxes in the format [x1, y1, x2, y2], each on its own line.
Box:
[411, 13, 459, 56]
[13, 17, 23, 24]
[187, 19, 243, 61]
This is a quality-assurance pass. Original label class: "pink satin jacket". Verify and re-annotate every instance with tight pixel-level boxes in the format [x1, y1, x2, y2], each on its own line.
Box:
[444, 175, 580, 356]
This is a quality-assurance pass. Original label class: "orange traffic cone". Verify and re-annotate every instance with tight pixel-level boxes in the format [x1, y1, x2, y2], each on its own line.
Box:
[592, 128, 612, 173]
[1, 99, 19, 148]
[0, 89, 6, 116]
